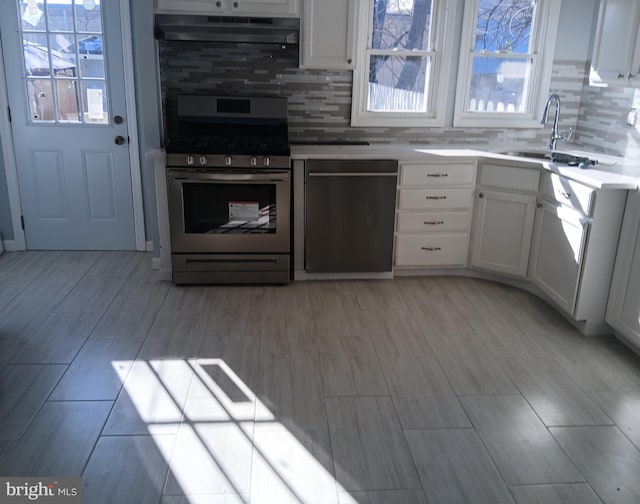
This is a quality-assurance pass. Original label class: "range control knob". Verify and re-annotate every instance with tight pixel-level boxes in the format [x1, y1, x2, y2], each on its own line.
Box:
[263, 157, 271, 167]
[250, 156, 258, 167]
[199, 156, 208, 165]
[225, 156, 233, 166]
[187, 155, 195, 166]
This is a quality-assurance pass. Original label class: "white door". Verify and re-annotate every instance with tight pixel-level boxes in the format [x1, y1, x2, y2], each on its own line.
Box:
[0, 0, 135, 250]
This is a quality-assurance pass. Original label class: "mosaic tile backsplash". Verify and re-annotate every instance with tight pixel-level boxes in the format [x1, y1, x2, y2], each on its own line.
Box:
[158, 41, 639, 159]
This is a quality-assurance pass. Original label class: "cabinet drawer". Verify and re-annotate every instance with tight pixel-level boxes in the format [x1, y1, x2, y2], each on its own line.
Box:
[397, 211, 471, 233]
[478, 163, 540, 192]
[540, 173, 594, 215]
[400, 163, 476, 186]
[396, 234, 469, 266]
[398, 188, 474, 210]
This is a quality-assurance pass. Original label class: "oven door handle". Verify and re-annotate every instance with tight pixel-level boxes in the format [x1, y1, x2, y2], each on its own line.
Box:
[168, 171, 289, 183]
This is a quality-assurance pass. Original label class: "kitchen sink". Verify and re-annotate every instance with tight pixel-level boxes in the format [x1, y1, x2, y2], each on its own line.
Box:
[499, 150, 598, 167]
[500, 150, 553, 160]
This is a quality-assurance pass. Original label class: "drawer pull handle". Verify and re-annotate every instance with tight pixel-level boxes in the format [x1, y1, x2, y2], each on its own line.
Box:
[424, 221, 445, 225]
[421, 247, 442, 251]
[478, 192, 484, 198]
[426, 196, 447, 200]
[560, 191, 572, 199]
[427, 173, 449, 178]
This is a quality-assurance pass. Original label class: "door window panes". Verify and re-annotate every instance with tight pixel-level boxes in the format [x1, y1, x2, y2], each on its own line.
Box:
[56, 79, 81, 121]
[82, 80, 107, 123]
[75, 0, 101, 33]
[27, 78, 54, 121]
[46, 1, 73, 31]
[17, 0, 108, 125]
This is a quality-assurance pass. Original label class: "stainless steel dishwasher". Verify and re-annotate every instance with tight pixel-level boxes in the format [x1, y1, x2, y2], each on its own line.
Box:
[305, 159, 398, 273]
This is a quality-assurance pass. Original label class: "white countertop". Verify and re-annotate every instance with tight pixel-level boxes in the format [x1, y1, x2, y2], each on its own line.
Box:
[290, 144, 640, 191]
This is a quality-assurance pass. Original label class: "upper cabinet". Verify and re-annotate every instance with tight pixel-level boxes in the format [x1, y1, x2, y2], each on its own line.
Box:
[301, 0, 357, 68]
[155, 0, 299, 17]
[590, 0, 640, 87]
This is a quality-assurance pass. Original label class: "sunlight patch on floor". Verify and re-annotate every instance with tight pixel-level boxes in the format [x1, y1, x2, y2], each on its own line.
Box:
[113, 358, 350, 503]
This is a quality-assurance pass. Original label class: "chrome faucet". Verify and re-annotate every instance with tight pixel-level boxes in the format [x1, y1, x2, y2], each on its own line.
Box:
[540, 93, 573, 151]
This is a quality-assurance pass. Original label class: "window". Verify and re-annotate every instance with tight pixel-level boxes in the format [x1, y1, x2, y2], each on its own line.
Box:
[454, 0, 561, 128]
[17, 0, 109, 124]
[351, 0, 456, 127]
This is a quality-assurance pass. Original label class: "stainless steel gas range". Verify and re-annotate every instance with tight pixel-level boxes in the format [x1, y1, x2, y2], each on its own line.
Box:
[165, 95, 291, 284]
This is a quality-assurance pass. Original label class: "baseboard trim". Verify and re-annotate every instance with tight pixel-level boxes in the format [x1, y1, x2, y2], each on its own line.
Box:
[294, 271, 394, 281]
[1, 240, 18, 252]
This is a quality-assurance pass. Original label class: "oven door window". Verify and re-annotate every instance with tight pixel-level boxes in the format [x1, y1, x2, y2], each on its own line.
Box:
[182, 182, 277, 234]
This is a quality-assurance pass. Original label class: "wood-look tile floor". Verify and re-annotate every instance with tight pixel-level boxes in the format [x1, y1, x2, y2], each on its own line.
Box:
[2, 251, 640, 503]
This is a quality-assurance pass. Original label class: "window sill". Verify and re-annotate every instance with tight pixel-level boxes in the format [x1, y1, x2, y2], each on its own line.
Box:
[453, 114, 544, 129]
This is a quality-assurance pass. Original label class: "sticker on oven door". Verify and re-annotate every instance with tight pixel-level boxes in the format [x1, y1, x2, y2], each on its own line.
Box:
[229, 201, 259, 221]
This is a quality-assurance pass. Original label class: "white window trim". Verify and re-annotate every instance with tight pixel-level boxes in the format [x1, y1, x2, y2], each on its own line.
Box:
[351, 0, 458, 127]
[453, 0, 562, 129]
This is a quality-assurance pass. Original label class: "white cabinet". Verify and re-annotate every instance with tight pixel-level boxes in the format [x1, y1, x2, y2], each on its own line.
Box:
[471, 190, 537, 277]
[607, 191, 640, 347]
[156, 0, 299, 17]
[301, 0, 356, 68]
[530, 201, 588, 315]
[530, 173, 626, 327]
[590, 0, 640, 86]
[395, 161, 476, 269]
[470, 163, 539, 278]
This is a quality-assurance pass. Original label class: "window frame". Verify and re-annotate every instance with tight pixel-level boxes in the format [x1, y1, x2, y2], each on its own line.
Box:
[453, 0, 562, 128]
[351, 0, 457, 127]
[17, 0, 110, 126]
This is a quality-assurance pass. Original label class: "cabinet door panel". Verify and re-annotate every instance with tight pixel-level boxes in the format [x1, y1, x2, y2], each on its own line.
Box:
[301, 0, 354, 68]
[471, 190, 536, 277]
[591, 0, 640, 84]
[620, 241, 640, 335]
[530, 202, 588, 315]
[607, 191, 640, 341]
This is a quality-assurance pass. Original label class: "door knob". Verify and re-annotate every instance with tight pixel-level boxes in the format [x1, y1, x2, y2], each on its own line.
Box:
[114, 115, 123, 124]
[114, 135, 126, 145]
